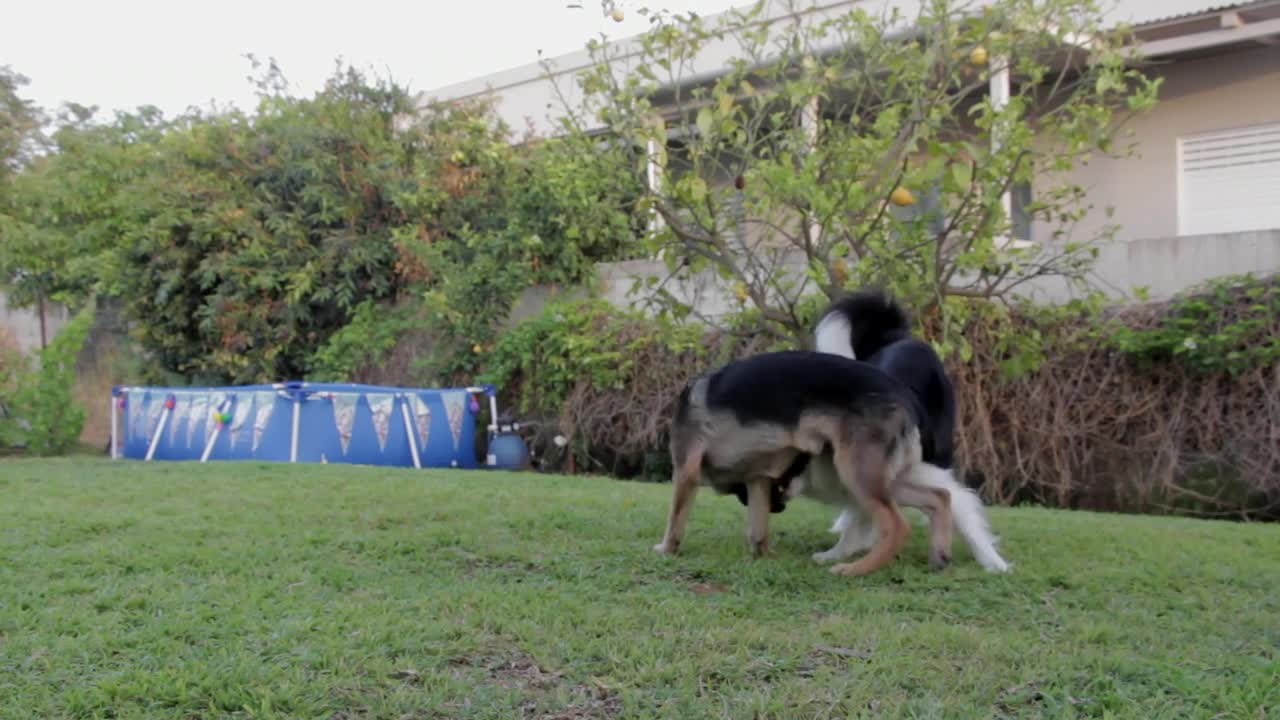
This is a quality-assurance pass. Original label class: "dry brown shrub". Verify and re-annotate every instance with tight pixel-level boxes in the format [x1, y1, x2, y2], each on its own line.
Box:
[555, 325, 772, 475]
[532, 286, 1278, 519]
[950, 299, 1280, 520]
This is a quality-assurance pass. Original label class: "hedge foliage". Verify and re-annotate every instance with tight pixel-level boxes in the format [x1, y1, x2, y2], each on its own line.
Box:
[1, 62, 642, 385]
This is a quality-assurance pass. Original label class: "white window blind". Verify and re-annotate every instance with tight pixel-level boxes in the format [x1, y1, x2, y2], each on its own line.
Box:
[1178, 122, 1280, 236]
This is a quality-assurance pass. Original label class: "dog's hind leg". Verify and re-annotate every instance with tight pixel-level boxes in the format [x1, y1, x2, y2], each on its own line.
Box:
[813, 507, 879, 564]
[745, 478, 772, 557]
[906, 464, 1010, 573]
[893, 474, 954, 572]
[654, 439, 704, 555]
[829, 441, 910, 577]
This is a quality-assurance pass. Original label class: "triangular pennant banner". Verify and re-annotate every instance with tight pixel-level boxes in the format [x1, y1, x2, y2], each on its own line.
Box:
[332, 393, 358, 456]
[186, 395, 208, 449]
[251, 391, 276, 453]
[168, 394, 188, 446]
[129, 391, 147, 442]
[227, 395, 253, 449]
[145, 397, 165, 441]
[411, 394, 432, 449]
[205, 392, 227, 445]
[366, 393, 396, 452]
[442, 391, 467, 450]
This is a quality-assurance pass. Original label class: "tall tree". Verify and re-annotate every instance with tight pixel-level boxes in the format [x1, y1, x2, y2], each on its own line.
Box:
[0, 65, 46, 180]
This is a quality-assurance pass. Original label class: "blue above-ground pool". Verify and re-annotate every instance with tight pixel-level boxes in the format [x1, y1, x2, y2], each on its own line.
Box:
[110, 381, 498, 468]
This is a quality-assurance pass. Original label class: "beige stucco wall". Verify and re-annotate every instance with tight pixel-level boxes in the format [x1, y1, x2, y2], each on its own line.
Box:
[1038, 43, 1280, 245]
[0, 290, 70, 357]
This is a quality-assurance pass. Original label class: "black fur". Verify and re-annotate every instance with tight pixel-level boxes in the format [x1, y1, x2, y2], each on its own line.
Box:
[730, 453, 809, 512]
[699, 350, 924, 512]
[724, 290, 957, 512]
[821, 290, 956, 468]
[703, 350, 924, 429]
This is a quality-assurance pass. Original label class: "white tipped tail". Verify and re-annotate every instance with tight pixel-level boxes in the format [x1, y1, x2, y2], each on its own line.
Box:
[910, 464, 1011, 572]
[814, 311, 856, 359]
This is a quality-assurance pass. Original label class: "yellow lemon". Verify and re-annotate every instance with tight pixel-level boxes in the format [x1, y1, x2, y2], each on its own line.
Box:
[611, 7, 624, 22]
[831, 257, 850, 286]
[969, 46, 988, 66]
[890, 186, 916, 206]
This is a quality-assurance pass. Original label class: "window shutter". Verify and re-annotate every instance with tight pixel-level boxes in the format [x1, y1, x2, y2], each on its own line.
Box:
[1178, 122, 1280, 236]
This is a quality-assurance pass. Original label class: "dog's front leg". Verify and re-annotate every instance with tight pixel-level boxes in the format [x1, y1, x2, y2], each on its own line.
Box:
[746, 477, 772, 557]
[654, 440, 704, 555]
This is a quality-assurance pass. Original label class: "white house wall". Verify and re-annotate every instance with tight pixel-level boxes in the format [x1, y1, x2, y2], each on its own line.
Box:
[1034, 43, 1280, 245]
[418, 0, 1242, 137]
[420, 0, 928, 138]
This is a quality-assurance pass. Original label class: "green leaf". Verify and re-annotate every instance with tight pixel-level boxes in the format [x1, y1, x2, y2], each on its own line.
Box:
[696, 107, 714, 138]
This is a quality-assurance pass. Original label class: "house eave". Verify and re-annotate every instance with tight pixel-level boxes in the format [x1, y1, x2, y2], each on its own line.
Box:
[1133, 1, 1280, 59]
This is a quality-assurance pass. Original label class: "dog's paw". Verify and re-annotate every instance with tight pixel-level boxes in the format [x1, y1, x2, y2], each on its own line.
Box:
[652, 542, 677, 555]
[928, 549, 952, 573]
[981, 557, 1012, 573]
[829, 561, 871, 577]
[811, 548, 843, 564]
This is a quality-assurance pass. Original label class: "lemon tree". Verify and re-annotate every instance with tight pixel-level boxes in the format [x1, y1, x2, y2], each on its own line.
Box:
[555, 0, 1160, 347]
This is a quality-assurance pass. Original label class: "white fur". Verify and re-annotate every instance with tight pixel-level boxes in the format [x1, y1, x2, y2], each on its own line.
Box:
[814, 312, 856, 359]
[917, 465, 1010, 572]
[814, 505, 879, 563]
[875, 464, 1010, 573]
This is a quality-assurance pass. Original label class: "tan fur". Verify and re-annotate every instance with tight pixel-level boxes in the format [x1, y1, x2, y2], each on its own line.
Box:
[891, 481, 954, 572]
[792, 449, 959, 572]
[745, 478, 772, 556]
[826, 431, 900, 575]
[652, 438, 704, 555]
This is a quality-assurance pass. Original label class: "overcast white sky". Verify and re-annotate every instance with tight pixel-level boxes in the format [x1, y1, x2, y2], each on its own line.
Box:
[5, 0, 741, 120]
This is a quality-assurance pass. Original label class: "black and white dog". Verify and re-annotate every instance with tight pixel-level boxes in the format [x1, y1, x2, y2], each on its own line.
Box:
[805, 290, 1010, 572]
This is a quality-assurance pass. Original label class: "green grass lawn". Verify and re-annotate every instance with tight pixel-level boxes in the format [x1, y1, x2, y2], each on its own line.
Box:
[1, 459, 1277, 719]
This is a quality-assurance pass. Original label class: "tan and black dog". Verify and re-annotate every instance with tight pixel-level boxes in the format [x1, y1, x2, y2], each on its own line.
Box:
[652, 350, 952, 578]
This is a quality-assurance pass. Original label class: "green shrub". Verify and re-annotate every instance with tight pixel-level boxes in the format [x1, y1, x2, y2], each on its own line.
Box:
[308, 299, 421, 382]
[480, 297, 708, 415]
[1107, 273, 1280, 375]
[0, 302, 95, 455]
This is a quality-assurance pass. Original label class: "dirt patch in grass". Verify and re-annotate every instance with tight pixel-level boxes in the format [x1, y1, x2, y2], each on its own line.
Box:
[444, 645, 622, 719]
[449, 548, 547, 579]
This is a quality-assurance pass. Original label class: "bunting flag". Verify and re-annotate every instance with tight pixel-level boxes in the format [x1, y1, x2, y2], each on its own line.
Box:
[227, 395, 253, 449]
[442, 390, 467, 450]
[332, 392, 359, 456]
[168, 394, 189, 446]
[251, 391, 276, 453]
[204, 392, 228, 446]
[129, 391, 147, 442]
[366, 393, 395, 452]
[411, 394, 432, 449]
[186, 395, 209, 448]
[145, 395, 165, 442]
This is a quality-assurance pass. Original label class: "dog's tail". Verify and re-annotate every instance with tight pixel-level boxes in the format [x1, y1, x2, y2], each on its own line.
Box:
[909, 464, 1011, 573]
[813, 289, 911, 361]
